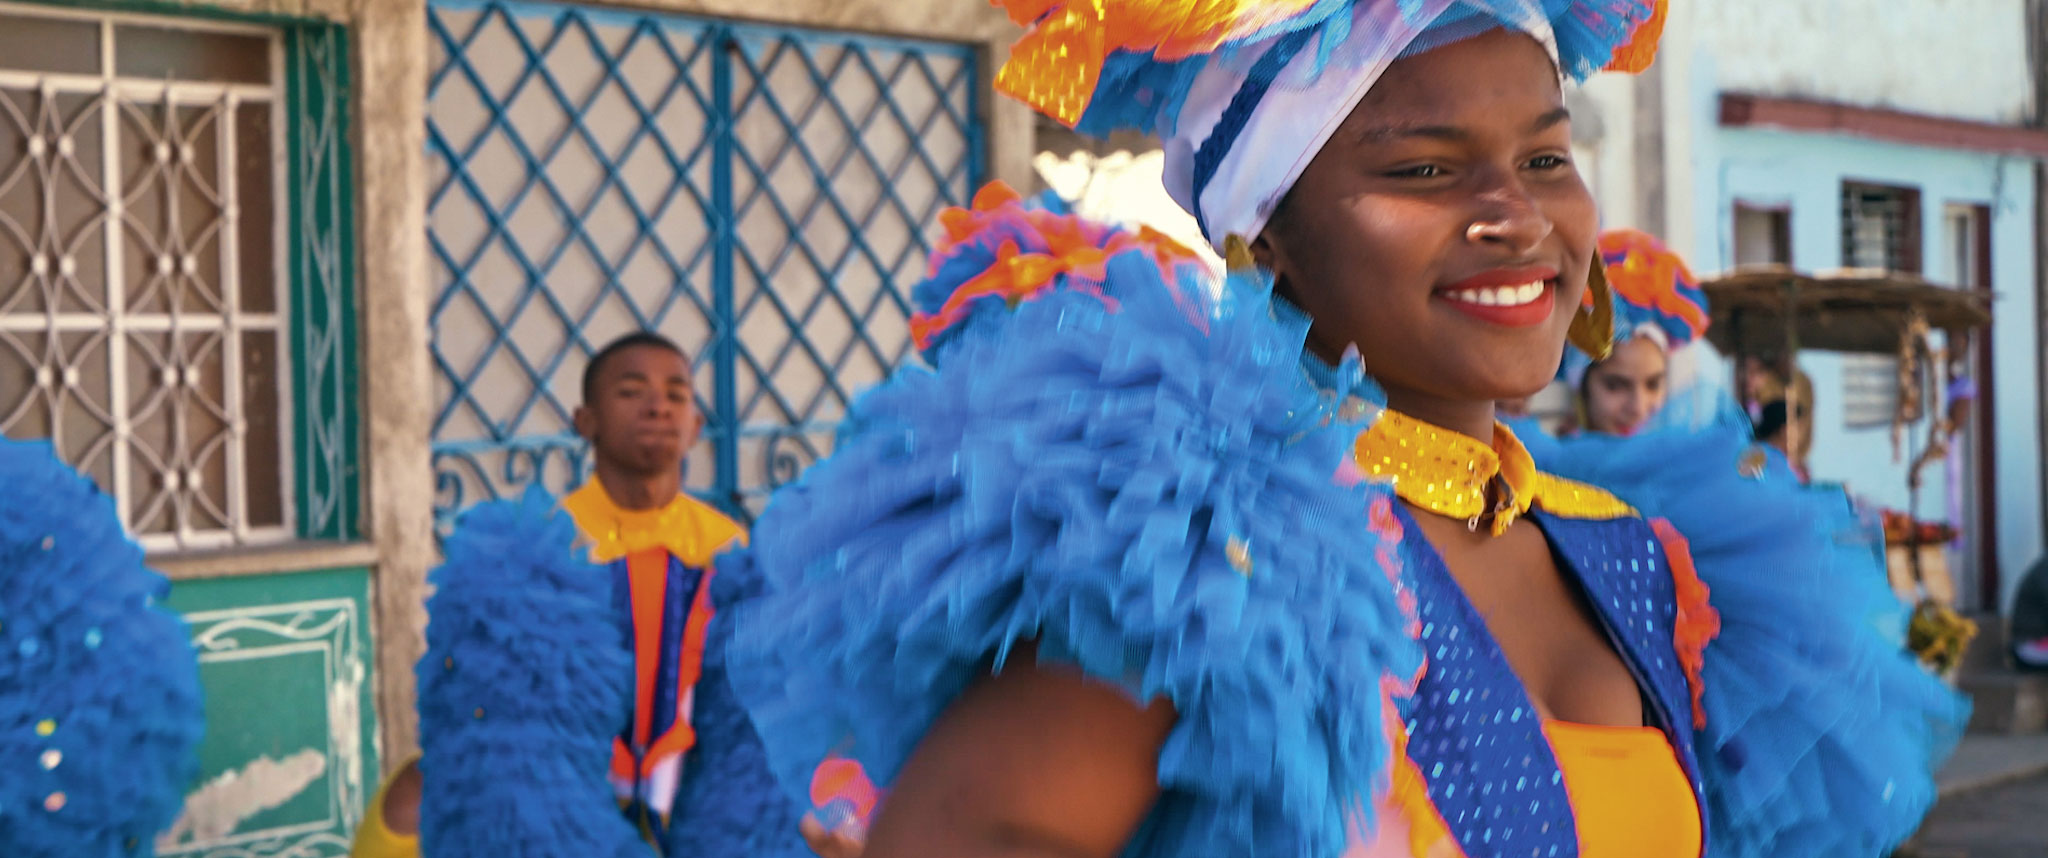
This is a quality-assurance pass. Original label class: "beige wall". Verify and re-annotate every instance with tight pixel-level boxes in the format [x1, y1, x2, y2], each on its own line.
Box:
[1687, 0, 2035, 125]
[148, 0, 1034, 770]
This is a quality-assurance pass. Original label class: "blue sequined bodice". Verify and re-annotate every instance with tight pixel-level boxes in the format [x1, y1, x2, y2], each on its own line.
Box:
[1395, 504, 1707, 858]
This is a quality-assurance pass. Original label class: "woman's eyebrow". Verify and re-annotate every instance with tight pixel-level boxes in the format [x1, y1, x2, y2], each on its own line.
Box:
[1351, 106, 1571, 144]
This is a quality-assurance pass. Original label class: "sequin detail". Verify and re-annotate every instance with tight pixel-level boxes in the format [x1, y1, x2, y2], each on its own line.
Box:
[560, 478, 745, 566]
[1396, 501, 1579, 857]
[1353, 410, 1535, 534]
[1530, 474, 1636, 521]
[1541, 513, 1710, 852]
[1392, 506, 1709, 858]
[1355, 412, 1633, 535]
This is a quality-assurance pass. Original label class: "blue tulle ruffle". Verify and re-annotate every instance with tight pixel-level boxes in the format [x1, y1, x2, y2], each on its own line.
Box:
[416, 488, 646, 858]
[0, 438, 204, 858]
[724, 252, 1420, 858]
[1529, 424, 1969, 858]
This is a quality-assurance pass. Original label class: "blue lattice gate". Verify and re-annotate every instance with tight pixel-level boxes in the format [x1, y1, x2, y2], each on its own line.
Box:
[425, 0, 981, 525]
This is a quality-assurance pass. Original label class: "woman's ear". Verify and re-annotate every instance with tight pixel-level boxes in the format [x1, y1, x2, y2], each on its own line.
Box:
[1248, 229, 1283, 276]
[1246, 226, 1299, 303]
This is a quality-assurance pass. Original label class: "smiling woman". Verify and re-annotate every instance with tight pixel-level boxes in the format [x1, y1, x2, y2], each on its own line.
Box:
[720, 3, 1966, 858]
[1255, 29, 1597, 434]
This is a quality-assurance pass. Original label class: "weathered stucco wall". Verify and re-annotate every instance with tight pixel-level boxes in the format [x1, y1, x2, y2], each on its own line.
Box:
[355, 0, 437, 770]
[1689, 0, 2035, 124]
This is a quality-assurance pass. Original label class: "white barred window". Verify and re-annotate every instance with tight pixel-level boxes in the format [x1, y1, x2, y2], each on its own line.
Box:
[0, 4, 291, 550]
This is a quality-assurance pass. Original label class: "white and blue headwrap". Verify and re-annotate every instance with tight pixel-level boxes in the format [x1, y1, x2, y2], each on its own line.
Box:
[998, 0, 1664, 250]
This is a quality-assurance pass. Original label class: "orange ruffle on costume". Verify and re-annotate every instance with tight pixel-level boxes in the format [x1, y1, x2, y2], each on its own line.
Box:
[909, 182, 1199, 351]
[992, 0, 1327, 124]
[1652, 518, 1720, 729]
[1601, 0, 1667, 73]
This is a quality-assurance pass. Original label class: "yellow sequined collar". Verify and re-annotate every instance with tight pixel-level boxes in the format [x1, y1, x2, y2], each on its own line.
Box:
[1351, 410, 1636, 535]
[560, 477, 745, 565]
[1351, 409, 1541, 537]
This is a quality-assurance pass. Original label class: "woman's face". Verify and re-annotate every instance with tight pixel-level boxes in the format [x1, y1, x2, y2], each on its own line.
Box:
[1254, 29, 1597, 409]
[1581, 335, 1669, 436]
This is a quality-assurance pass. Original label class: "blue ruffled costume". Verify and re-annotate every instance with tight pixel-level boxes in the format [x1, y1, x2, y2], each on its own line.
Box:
[722, 189, 1422, 857]
[415, 487, 808, 858]
[1525, 426, 1969, 858]
[0, 438, 204, 858]
[722, 182, 1966, 857]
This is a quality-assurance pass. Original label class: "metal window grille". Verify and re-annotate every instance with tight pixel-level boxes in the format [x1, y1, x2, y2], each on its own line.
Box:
[426, 0, 981, 527]
[0, 3, 342, 551]
[1842, 181, 1922, 273]
[1837, 182, 1921, 429]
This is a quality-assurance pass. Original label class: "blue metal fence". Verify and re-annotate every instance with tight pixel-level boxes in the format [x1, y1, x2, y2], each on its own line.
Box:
[425, 0, 981, 526]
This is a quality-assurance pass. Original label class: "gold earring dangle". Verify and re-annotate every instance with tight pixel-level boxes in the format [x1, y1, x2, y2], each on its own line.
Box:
[1567, 257, 1616, 360]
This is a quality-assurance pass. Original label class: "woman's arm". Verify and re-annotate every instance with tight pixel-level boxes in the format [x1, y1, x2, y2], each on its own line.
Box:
[861, 659, 1177, 858]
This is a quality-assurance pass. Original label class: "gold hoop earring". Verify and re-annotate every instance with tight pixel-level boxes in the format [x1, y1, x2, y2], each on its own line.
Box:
[1567, 258, 1615, 360]
[1223, 235, 1257, 273]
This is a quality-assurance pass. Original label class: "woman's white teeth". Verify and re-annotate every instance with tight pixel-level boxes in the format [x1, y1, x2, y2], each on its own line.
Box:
[1453, 282, 1545, 306]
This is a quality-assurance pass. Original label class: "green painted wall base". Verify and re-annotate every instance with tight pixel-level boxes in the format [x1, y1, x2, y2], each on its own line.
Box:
[159, 568, 379, 858]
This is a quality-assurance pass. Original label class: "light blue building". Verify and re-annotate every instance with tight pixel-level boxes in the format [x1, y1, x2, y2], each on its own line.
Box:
[1645, 0, 2047, 613]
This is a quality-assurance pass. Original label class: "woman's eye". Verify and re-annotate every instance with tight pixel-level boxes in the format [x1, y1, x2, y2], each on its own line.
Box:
[1527, 154, 1571, 170]
[1386, 164, 1444, 179]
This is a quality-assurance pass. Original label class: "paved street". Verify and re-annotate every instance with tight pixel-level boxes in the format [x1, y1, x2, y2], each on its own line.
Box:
[1906, 773, 2048, 858]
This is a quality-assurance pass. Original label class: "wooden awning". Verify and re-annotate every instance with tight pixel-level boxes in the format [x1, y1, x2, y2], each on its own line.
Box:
[1701, 266, 1993, 356]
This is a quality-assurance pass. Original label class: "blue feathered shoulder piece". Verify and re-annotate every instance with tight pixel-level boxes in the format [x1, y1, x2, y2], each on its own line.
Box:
[415, 487, 646, 858]
[722, 182, 1421, 858]
[1528, 422, 1968, 858]
[0, 438, 203, 858]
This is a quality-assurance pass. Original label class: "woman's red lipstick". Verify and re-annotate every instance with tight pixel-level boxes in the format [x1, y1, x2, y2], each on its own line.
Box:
[1434, 267, 1559, 328]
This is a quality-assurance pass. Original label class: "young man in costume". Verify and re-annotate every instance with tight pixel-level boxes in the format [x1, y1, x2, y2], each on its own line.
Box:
[350, 331, 811, 858]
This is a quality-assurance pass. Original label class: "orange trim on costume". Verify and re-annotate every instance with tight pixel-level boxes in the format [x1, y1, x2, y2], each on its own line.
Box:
[641, 567, 718, 768]
[1385, 712, 1461, 858]
[1651, 519, 1719, 729]
[910, 181, 1197, 351]
[612, 547, 673, 781]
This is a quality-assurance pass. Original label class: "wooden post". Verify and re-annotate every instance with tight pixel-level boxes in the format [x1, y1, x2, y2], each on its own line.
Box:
[1782, 276, 1802, 470]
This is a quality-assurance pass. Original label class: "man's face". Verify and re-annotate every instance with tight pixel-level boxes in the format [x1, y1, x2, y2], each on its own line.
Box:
[575, 345, 700, 476]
